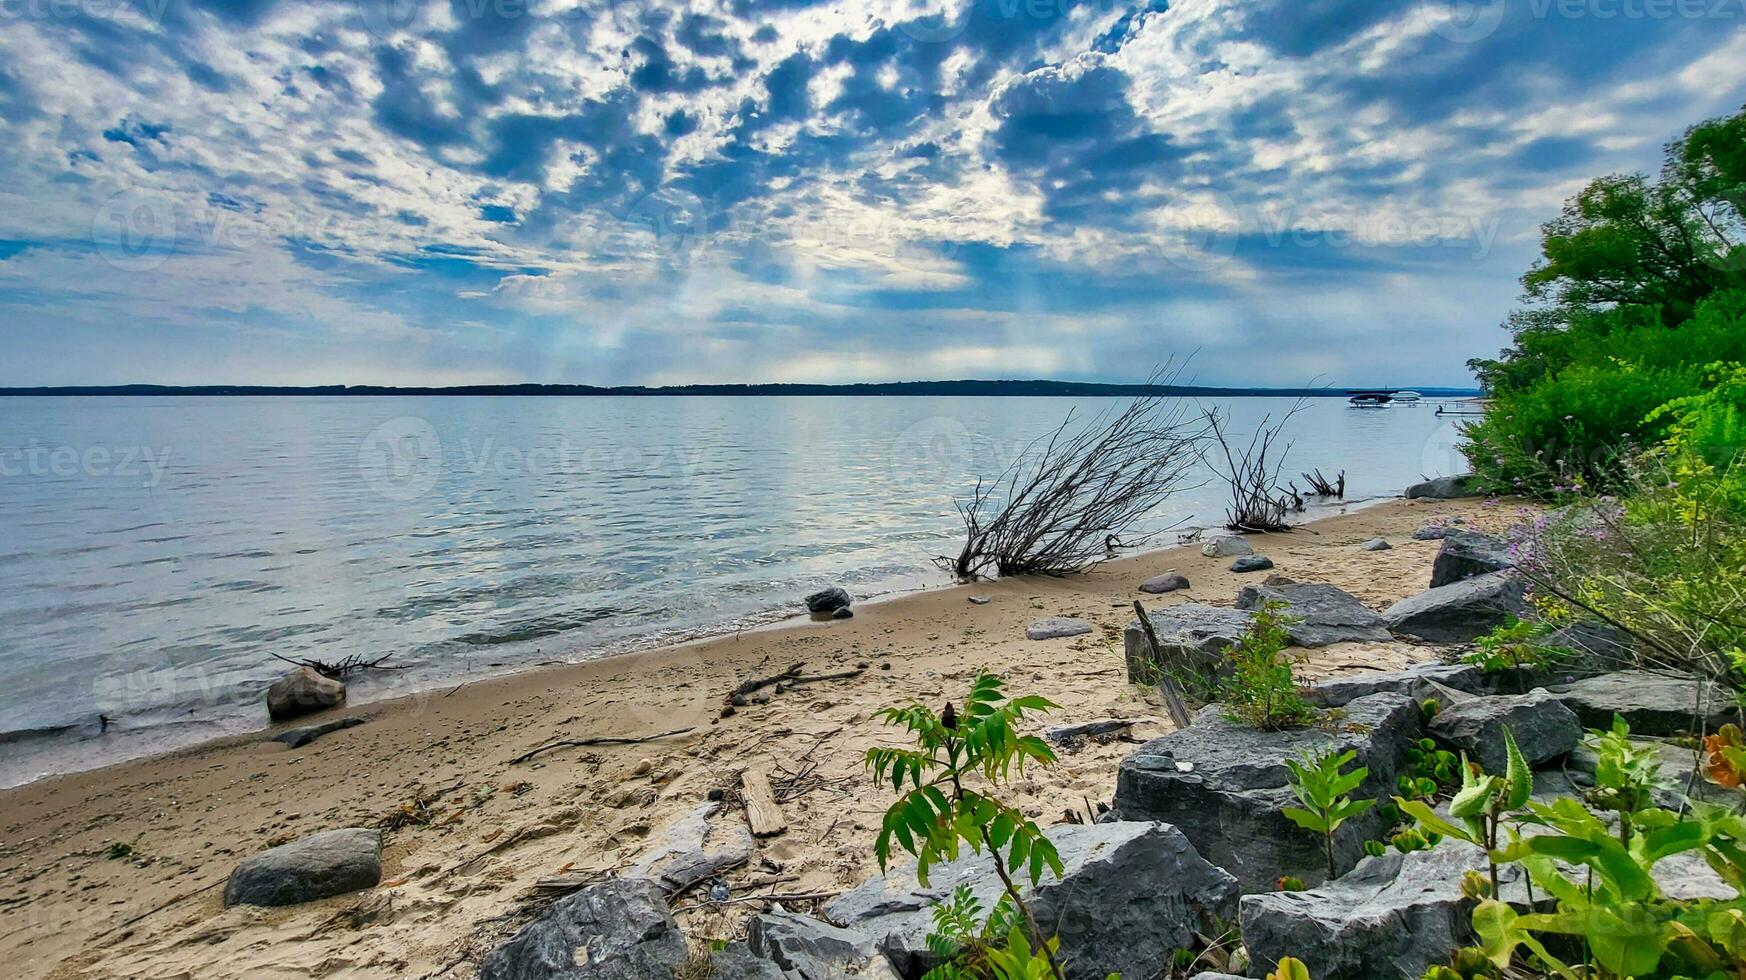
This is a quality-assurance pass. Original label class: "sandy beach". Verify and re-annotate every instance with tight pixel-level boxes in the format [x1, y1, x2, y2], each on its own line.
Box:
[0, 495, 1514, 980]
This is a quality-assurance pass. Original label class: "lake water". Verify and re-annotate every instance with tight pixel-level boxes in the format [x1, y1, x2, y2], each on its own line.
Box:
[0, 395, 1470, 785]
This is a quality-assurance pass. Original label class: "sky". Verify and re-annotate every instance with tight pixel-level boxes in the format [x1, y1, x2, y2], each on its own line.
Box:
[0, 0, 1742, 388]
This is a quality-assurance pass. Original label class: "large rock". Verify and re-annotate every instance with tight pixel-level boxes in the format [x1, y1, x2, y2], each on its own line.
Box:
[1429, 530, 1512, 588]
[1302, 663, 1483, 709]
[223, 828, 382, 908]
[1201, 535, 1253, 557]
[1236, 582, 1391, 648]
[1230, 555, 1275, 573]
[1427, 689, 1581, 772]
[266, 666, 346, 722]
[1122, 604, 1254, 684]
[1241, 840, 1531, 980]
[480, 878, 688, 980]
[805, 587, 852, 614]
[746, 910, 901, 979]
[1139, 572, 1191, 594]
[1383, 571, 1528, 643]
[626, 803, 754, 895]
[826, 821, 1237, 980]
[709, 944, 786, 980]
[1109, 693, 1420, 889]
[1540, 620, 1634, 668]
[1027, 617, 1093, 640]
[1547, 670, 1735, 736]
[1404, 475, 1481, 499]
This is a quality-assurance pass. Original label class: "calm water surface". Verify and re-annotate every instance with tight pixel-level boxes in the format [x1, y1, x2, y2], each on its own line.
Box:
[0, 395, 1469, 785]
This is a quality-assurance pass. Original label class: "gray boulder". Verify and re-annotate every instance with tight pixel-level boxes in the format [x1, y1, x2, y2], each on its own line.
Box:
[747, 910, 901, 979]
[1540, 620, 1634, 668]
[1411, 525, 1449, 541]
[1302, 663, 1483, 709]
[1427, 689, 1581, 772]
[1236, 582, 1391, 648]
[1123, 604, 1254, 684]
[709, 944, 787, 980]
[273, 716, 364, 749]
[1547, 670, 1735, 736]
[1027, 617, 1093, 640]
[1241, 840, 1532, 980]
[1383, 571, 1528, 643]
[1109, 694, 1420, 888]
[1360, 537, 1391, 551]
[266, 666, 345, 722]
[1405, 475, 1481, 499]
[1230, 555, 1275, 573]
[1139, 572, 1191, 594]
[1201, 536, 1253, 557]
[827, 821, 1237, 980]
[480, 878, 688, 980]
[1429, 530, 1513, 588]
[805, 587, 852, 614]
[223, 828, 382, 908]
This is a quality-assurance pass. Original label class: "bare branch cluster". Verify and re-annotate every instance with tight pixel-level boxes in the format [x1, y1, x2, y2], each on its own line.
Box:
[1202, 405, 1305, 533]
[938, 365, 1205, 580]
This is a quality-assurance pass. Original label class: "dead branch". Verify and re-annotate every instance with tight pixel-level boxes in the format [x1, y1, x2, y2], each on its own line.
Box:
[939, 361, 1206, 580]
[1133, 601, 1193, 729]
[1201, 404, 1304, 533]
[673, 890, 841, 913]
[1302, 469, 1345, 498]
[271, 651, 408, 680]
[509, 727, 695, 765]
[728, 663, 804, 703]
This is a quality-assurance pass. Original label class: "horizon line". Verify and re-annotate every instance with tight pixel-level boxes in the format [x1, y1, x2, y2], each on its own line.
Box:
[0, 380, 1485, 397]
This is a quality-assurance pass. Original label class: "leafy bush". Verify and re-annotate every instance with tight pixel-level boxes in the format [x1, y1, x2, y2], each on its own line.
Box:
[1282, 748, 1376, 877]
[866, 672, 1068, 980]
[1461, 617, 1572, 675]
[1396, 727, 1533, 896]
[1221, 602, 1316, 731]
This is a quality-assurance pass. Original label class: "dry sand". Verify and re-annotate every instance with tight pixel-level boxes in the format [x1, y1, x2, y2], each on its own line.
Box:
[0, 496, 1517, 980]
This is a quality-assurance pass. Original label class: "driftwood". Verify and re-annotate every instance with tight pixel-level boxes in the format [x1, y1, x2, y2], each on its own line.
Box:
[509, 726, 694, 765]
[1202, 405, 1304, 533]
[939, 361, 1205, 580]
[1042, 717, 1146, 744]
[728, 664, 864, 705]
[271, 651, 407, 680]
[1133, 601, 1194, 729]
[674, 889, 840, 913]
[740, 768, 787, 838]
[1302, 468, 1345, 498]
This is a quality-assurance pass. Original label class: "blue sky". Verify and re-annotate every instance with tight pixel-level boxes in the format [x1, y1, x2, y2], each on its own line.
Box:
[0, 0, 1742, 387]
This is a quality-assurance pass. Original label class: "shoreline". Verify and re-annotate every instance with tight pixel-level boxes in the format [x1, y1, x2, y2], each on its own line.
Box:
[0, 494, 1510, 980]
[0, 492, 1398, 792]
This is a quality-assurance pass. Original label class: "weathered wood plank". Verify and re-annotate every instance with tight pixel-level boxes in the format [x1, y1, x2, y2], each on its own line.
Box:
[741, 767, 787, 838]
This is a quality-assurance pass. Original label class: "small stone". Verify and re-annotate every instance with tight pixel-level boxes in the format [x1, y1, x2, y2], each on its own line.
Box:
[1229, 555, 1275, 573]
[1026, 617, 1094, 640]
[265, 667, 345, 722]
[1410, 525, 1448, 541]
[832, 607, 854, 620]
[223, 828, 382, 908]
[1360, 537, 1391, 551]
[967, 595, 990, 605]
[272, 716, 364, 749]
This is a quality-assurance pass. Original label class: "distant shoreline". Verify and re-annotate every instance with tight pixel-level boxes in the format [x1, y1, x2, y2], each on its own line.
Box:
[0, 381, 1483, 398]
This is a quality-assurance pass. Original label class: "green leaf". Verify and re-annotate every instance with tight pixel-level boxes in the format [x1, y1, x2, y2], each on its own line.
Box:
[1502, 726, 1533, 810]
[1282, 806, 1329, 834]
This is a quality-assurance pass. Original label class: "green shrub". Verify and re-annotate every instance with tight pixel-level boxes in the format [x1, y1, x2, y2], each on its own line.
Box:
[1462, 617, 1573, 675]
[1282, 747, 1376, 877]
[1221, 602, 1315, 731]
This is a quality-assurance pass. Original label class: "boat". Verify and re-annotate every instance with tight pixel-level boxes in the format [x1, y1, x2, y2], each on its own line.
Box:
[1347, 390, 1394, 406]
[1392, 390, 1422, 402]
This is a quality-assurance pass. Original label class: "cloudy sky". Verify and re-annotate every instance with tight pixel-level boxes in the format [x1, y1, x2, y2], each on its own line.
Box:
[0, 0, 1741, 388]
